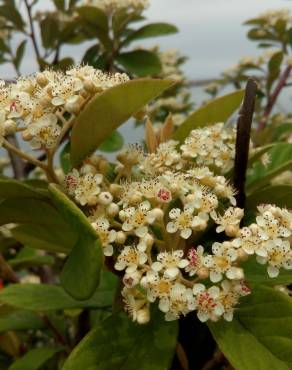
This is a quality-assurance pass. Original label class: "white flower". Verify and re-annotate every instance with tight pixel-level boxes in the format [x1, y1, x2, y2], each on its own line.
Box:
[256, 211, 291, 240]
[211, 207, 244, 237]
[122, 287, 150, 324]
[151, 250, 189, 279]
[167, 206, 194, 239]
[218, 280, 242, 322]
[204, 242, 243, 282]
[256, 239, 292, 278]
[28, 114, 61, 149]
[193, 284, 224, 322]
[141, 270, 172, 302]
[74, 172, 103, 206]
[91, 217, 116, 256]
[235, 225, 267, 257]
[115, 246, 147, 273]
[119, 201, 157, 237]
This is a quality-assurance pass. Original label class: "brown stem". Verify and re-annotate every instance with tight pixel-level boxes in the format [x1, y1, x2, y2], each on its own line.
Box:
[176, 342, 190, 370]
[6, 135, 25, 179]
[24, 0, 42, 69]
[233, 78, 257, 209]
[40, 314, 71, 354]
[0, 254, 19, 283]
[257, 65, 291, 131]
[202, 351, 230, 370]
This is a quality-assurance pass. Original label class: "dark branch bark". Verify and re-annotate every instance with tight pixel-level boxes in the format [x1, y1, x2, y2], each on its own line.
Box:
[233, 78, 257, 209]
[6, 135, 25, 179]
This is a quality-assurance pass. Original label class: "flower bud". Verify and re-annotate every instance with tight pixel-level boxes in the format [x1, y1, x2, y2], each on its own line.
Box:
[80, 164, 96, 175]
[109, 184, 122, 196]
[22, 129, 33, 141]
[98, 192, 113, 205]
[150, 208, 164, 221]
[116, 231, 126, 244]
[237, 249, 249, 262]
[225, 225, 239, 237]
[36, 72, 48, 87]
[196, 267, 209, 279]
[136, 307, 150, 324]
[107, 202, 119, 217]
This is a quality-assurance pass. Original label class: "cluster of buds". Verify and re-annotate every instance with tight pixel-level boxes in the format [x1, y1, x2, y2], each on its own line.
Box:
[257, 9, 292, 28]
[80, 0, 149, 12]
[64, 124, 292, 324]
[0, 66, 129, 150]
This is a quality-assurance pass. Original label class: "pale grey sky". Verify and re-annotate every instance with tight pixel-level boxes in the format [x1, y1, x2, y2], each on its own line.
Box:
[1, 0, 291, 80]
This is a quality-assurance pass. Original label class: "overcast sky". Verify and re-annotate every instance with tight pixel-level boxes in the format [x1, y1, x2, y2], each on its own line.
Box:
[0, 0, 291, 80]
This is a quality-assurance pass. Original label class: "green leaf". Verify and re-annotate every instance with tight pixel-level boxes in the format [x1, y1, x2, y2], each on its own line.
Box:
[40, 15, 60, 49]
[0, 198, 70, 227]
[99, 131, 124, 152]
[0, 310, 44, 333]
[112, 9, 144, 36]
[209, 285, 292, 370]
[117, 50, 162, 77]
[12, 224, 77, 254]
[82, 44, 100, 67]
[247, 143, 292, 192]
[53, 0, 65, 10]
[267, 51, 283, 91]
[14, 40, 26, 70]
[0, 5, 24, 30]
[61, 236, 103, 300]
[60, 142, 71, 174]
[48, 184, 102, 299]
[246, 185, 292, 210]
[70, 78, 174, 166]
[123, 22, 178, 45]
[0, 178, 47, 199]
[243, 258, 292, 286]
[0, 272, 117, 311]
[8, 347, 62, 370]
[8, 247, 54, 269]
[248, 144, 275, 169]
[48, 184, 97, 238]
[173, 90, 244, 142]
[62, 311, 178, 370]
[271, 123, 292, 141]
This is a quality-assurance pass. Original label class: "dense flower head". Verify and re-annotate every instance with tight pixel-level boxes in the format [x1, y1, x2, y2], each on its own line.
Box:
[0, 66, 129, 150]
[67, 126, 292, 325]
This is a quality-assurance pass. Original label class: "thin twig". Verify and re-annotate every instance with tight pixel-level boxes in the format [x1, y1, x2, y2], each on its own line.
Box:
[257, 65, 291, 132]
[24, 0, 42, 69]
[40, 314, 71, 354]
[202, 351, 229, 370]
[0, 254, 19, 283]
[233, 78, 257, 209]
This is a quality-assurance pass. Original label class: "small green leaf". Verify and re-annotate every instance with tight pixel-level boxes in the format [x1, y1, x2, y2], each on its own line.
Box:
[82, 44, 100, 67]
[40, 15, 60, 49]
[62, 311, 178, 370]
[0, 177, 47, 199]
[14, 40, 26, 70]
[0, 272, 116, 311]
[173, 90, 244, 142]
[271, 123, 292, 141]
[0, 310, 44, 333]
[123, 22, 178, 45]
[247, 143, 292, 192]
[117, 50, 162, 77]
[99, 130, 124, 152]
[246, 185, 292, 210]
[267, 51, 283, 91]
[8, 347, 62, 370]
[70, 78, 174, 166]
[53, 0, 65, 10]
[209, 285, 292, 370]
[0, 5, 24, 30]
[61, 236, 103, 300]
[8, 247, 54, 269]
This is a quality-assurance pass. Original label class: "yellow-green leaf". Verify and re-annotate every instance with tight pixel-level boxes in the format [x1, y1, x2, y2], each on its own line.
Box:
[70, 78, 174, 167]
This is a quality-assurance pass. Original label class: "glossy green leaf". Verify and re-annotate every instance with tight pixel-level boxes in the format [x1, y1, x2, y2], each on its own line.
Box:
[247, 143, 292, 192]
[271, 123, 292, 141]
[99, 131, 124, 152]
[8, 347, 62, 370]
[244, 258, 292, 286]
[48, 184, 97, 238]
[0, 5, 24, 30]
[12, 224, 77, 254]
[40, 15, 59, 49]
[0, 198, 69, 227]
[246, 185, 292, 210]
[173, 90, 244, 142]
[0, 271, 117, 311]
[123, 22, 178, 44]
[117, 50, 162, 77]
[82, 44, 100, 67]
[70, 78, 174, 166]
[112, 9, 144, 35]
[0, 310, 44, 333]
[0, 178, 47, 199]
[267, 51, 283, 91]
[209, 285, 292, 370]
[62, 311, 178, 370]
[61, 236, 103, 300]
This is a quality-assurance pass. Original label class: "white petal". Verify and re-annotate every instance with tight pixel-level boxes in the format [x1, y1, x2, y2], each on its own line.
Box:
[178, 259, 189, 268]
[181, 228, 192, 239]
[197, 311, 209, 322]
[210, 270, 222, 283]
[103, 245, 113, 256]
[166, 222, 177, 233]
[267, 266, 279, 278]
[159, 298, 170, 313]
[151, 262, 162, 272]
[165, 267, 179, 279]
[193, 283, 205, 295]
[135, 226, 148, 238]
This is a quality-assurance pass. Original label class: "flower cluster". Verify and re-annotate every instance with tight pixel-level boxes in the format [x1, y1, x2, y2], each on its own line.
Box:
[257, 9, 292, 27]
[64, 125, 292, 324]
[0, 66, 129, 150]
[80, 0, 149, 12]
